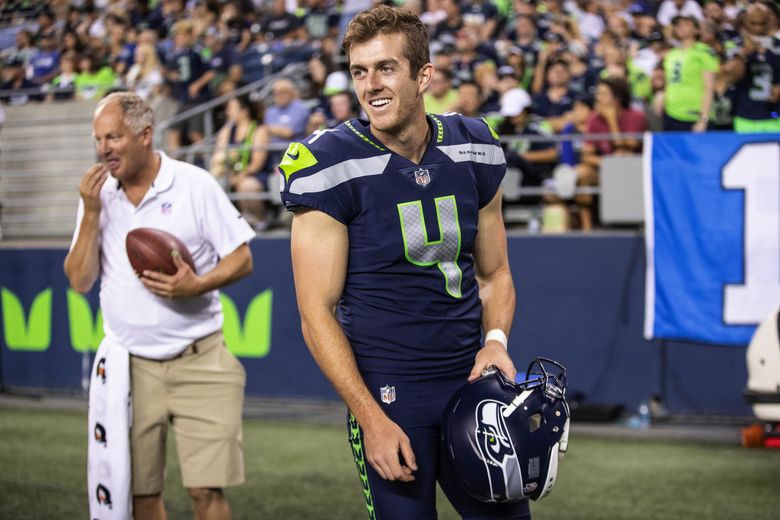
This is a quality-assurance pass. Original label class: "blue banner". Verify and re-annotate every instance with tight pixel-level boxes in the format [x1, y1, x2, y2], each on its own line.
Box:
[644, 132, 780, 346]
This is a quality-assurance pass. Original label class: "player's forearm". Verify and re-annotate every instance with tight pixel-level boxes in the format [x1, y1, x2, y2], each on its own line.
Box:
[478, 266, 516, 338]
[196, 243, 253, 294]
[300, 311, 385, 426]
[64, 211, 101, 293]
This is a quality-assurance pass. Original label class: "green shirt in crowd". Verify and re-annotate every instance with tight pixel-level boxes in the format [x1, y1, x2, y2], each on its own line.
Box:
[663, 42, 720, 122]
[74, 67, 118, 100]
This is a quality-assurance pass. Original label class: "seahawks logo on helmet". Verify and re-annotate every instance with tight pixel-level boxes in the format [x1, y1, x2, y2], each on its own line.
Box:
[441, 357, 570, 504]
[474, 399, 523, 501]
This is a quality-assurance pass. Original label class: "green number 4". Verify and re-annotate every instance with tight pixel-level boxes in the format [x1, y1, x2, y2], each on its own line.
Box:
[397, 196, 463, 298]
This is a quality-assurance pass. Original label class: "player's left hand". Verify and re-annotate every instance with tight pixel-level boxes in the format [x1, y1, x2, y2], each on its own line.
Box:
[140, 251, 203, 298]
[468, 341, 517, 382]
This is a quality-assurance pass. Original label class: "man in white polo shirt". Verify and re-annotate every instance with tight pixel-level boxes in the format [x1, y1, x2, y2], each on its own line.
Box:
[64, 92, 255, 520]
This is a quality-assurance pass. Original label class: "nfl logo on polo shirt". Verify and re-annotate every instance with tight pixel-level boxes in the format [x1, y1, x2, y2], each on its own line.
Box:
[414, 168, 431, 188]
[380, 385, 396, 404]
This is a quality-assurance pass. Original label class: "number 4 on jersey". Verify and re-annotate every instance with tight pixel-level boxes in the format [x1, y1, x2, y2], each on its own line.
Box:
[397, 196, 463, 298]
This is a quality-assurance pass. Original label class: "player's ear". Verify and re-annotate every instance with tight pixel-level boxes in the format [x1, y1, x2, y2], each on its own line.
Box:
[418, 63, 434, 94]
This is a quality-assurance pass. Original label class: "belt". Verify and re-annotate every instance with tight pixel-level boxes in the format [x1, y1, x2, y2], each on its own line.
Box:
[175, 330, 222, 358]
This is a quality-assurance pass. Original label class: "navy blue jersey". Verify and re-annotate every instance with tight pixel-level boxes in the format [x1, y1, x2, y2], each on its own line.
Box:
[166, 47, 211, 103]
[280, 114, 506, 376]
[727, 36, 780, 120]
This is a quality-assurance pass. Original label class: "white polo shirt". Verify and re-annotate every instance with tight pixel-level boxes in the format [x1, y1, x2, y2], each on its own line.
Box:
[71, 152, 256, 359]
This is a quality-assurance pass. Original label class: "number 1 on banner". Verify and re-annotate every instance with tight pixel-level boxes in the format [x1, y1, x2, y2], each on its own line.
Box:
[722, 142, 780, 325]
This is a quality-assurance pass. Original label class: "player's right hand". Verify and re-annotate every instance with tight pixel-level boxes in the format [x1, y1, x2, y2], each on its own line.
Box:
[363, 415, 417, 482]
[80, 163, 109, 213]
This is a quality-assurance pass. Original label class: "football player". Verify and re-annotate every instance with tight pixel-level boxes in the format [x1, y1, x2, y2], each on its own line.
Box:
[281, 5, 526, 519]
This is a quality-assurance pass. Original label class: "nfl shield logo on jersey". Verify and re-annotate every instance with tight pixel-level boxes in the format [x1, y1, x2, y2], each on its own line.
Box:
[414, 168, 431, 188]
[380, 385, 396, 404]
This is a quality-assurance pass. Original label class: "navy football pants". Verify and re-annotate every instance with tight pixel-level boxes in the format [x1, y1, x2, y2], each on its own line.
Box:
[348, 371, 532, 520]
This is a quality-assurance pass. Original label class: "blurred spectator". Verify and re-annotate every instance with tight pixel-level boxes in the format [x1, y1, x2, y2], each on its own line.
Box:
[575, 0, 606, 43]
[502, 14, 542, 81]
[656, 0, 704, 28]
[461, 0, 503, 40]
[125, 43, 165, 101]
[451, 24, 496, 85]
[259, 0, 304, 42]
[152, 0, 189, 39]
[538, 0, 569, 34]
[210, 94, 271, 230]
[190, 0, 220, 39]
[455, 80, 484, 117]
[432, 0, 464, 41]
[264, 78, 310, 170]
[721, 2, 780, 132]
[630, 3, 660, 45]
[661, 15, 719, 131]
[327, 91, 359, 127]
[219, 1, 252, 54]
[563, 42, 599, 96]
[200, 25, 238, 93]
[496, 65, 521, 95]
[0, 55, 40, 106]
[306, 109, 328, 135]
[74, 53, 118, 100]
[105, 14, 134, 78]
[424, 69, 459, 114]
[3, 30, 37, 68]
[531, 56, 575, 132]
[531, 31, 567, 93]
[164, 19, 214, 150]
[605, 11, 634, 48]
[578, 77, 647, 230]
[29, 33, 60, 86]
[34, 8, 59, 41]
[60, 29, 86, 56]
[499, 87, 558, 185]
[46, 51, 78, 101]
[557, 93, 594, 167]
[702, 0, 737, 39]
[301, 0, 340, 40]
[474, 61, 501, 113]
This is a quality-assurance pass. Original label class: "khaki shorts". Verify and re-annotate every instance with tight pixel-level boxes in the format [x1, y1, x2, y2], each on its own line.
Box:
[130, 331, 245, 495]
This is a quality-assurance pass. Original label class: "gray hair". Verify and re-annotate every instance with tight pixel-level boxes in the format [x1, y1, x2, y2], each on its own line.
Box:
[95, 92, 155, 135]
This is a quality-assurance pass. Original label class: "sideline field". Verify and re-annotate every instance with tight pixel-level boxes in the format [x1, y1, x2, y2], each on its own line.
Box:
[1, 406, 779, 520]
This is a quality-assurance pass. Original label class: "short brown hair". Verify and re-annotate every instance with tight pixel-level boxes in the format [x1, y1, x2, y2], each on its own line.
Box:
[343, 5, 430, 78]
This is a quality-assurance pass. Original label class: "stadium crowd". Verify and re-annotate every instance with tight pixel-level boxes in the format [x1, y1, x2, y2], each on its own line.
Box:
[1, 0, 779, 230]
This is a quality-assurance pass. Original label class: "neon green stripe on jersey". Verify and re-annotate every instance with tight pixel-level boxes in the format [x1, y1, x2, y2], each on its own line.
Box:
[279, 142, 318, 181]
[481, 117, 500, 140]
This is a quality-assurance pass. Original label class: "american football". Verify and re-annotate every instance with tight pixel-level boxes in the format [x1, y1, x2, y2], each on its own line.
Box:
[125, 227, 196, 275]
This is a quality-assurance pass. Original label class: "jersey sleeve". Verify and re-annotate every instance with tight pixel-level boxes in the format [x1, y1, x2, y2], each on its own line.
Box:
[461, 116, 507, 209]
[278, 134, 359, 225]
[197, 172, 256, 258]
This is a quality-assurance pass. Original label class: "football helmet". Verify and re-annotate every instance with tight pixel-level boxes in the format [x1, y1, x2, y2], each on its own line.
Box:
[441, 358, 570, 503]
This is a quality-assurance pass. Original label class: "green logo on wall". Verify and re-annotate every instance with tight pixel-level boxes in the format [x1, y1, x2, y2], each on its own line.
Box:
[1, 287, 273, 357]
[67, 290, 104, 353]
[1, 288, 52, 351]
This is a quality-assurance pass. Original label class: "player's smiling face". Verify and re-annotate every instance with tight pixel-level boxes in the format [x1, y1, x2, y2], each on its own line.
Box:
[349, 33, 429, 137]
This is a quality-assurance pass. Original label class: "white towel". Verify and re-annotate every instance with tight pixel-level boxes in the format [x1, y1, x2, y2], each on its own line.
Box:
[87, 339, 132, 520]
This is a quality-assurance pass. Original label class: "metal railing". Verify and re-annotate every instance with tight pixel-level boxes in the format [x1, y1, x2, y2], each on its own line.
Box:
[0, 86, 647, 239]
